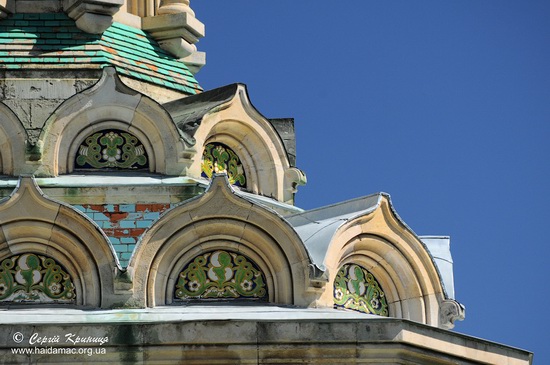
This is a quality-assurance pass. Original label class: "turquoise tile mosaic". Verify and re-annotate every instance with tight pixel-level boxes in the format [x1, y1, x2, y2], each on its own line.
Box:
[0, 13, 202, 95]
[75, 203, 175, 267]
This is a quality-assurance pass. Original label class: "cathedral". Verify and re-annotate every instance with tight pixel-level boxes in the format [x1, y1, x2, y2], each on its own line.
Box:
[0, 1, 532, 364]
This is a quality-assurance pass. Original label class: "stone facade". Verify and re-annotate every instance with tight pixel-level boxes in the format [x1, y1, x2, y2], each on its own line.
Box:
[0, 1, 532, 364]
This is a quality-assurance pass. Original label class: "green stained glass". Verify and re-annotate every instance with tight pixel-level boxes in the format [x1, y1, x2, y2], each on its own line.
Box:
[201, 143, 246, 187]
[175, 250, 267, 301]
[333, 263, 389, 316]
[0, 253, 76, 303]
[75, 130, 148, 169]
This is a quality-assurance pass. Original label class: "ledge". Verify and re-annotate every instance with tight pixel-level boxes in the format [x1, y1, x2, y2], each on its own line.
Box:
[0, 307, 533, 364]
[63, 0, 123, 34]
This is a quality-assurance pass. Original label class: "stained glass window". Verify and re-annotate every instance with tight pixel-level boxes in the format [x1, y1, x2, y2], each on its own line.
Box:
[175, 250, 267, 301]
[75, 129, 148, 170]
[333, 263, 389, 316]
[201, 143, 246, 187]
[0, 253, 76, 304]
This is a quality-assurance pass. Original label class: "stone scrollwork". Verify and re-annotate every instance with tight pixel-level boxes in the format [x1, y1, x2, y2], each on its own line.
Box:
[285, 167, 307, 194]
[439, 299, 466, 329]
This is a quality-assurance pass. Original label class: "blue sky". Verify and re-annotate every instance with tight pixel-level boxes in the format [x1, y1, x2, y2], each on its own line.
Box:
[193, 1, 549, 363]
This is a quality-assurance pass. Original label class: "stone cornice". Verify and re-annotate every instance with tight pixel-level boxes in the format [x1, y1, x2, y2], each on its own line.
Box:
[63, 0, 123, 34]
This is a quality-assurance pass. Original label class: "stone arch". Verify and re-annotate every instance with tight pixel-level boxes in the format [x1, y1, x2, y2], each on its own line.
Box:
[0, 102, 27, 176]
[330, 234, 425, 321]
[0, 178, 119, 307]
[130, 175, 313, 307]
[37, 67, 186, 177]
[320, 196, 447, 327]
[191, 85, 305, 204]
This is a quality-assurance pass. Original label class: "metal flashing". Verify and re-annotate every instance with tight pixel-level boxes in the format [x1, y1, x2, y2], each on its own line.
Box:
[0, 305, 376, 325]
[0, 174, 209, 188]
[236, 189, 304, 216]
[420, 236, 455, 299]
[286, 194, 382, 270]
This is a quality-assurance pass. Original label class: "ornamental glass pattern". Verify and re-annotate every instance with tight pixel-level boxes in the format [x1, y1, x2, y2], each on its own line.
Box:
[175, 250, 267, 301]
[75, 129, 148, 170]
[0, 253, 76, 303]
[201, 143, 246, 187]
[333, 263, 389, 316]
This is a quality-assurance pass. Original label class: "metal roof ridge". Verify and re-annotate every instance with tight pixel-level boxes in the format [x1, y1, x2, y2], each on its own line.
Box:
[285, 193, 384, 222]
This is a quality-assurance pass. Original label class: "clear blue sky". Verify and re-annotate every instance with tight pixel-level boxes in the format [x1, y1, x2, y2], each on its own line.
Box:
[193, 1, 549, 363]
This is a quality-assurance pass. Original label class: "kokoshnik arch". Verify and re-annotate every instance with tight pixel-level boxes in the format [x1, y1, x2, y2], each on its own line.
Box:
[0, 1, 532, 364]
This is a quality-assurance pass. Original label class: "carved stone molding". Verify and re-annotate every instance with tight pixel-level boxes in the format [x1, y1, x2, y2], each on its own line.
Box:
[158, 0, 194, 16]
[142, 0, 205, 70]
[285, 167, 307, 195]
[63, 0, 123, 34]
[439, 299, 466, 329]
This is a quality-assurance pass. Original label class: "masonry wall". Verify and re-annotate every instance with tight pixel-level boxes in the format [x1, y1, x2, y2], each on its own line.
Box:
[0, 69, 100, 145]
[74, 203, 175, 266]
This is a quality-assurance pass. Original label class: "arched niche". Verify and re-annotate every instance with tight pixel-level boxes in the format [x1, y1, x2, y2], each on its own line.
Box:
[37, 67, 186, 176]
[0, 177, 119, 307]
[190, 85, 305, 204]
[320, 196, 449, 328]
[0, 103, 27, 176]
[129, 175, 313, 307]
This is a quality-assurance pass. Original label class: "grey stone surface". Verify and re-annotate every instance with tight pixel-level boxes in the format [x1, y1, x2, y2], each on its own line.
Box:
[269, 118, 297, 167]
[0, 71, 98, 142]
[163, 83, 239, 146]
[64, 0, 123, 34]
[0, 307, 533, 364]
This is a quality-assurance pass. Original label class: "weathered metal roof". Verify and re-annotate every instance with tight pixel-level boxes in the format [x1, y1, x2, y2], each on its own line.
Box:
[163, 83, 239, 145]
[286, 194, 457, 299]
[163, 83, 298, 165]
[286, 194, 381, 270]
[0, 13, 201, 95]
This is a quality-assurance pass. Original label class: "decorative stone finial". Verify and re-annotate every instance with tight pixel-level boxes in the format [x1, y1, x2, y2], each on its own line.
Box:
[142, 0, 205, 72]
[158, 0, 195, 16]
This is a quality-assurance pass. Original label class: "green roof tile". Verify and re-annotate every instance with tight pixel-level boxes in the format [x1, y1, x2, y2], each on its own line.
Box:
[0, 13, 202, 95]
